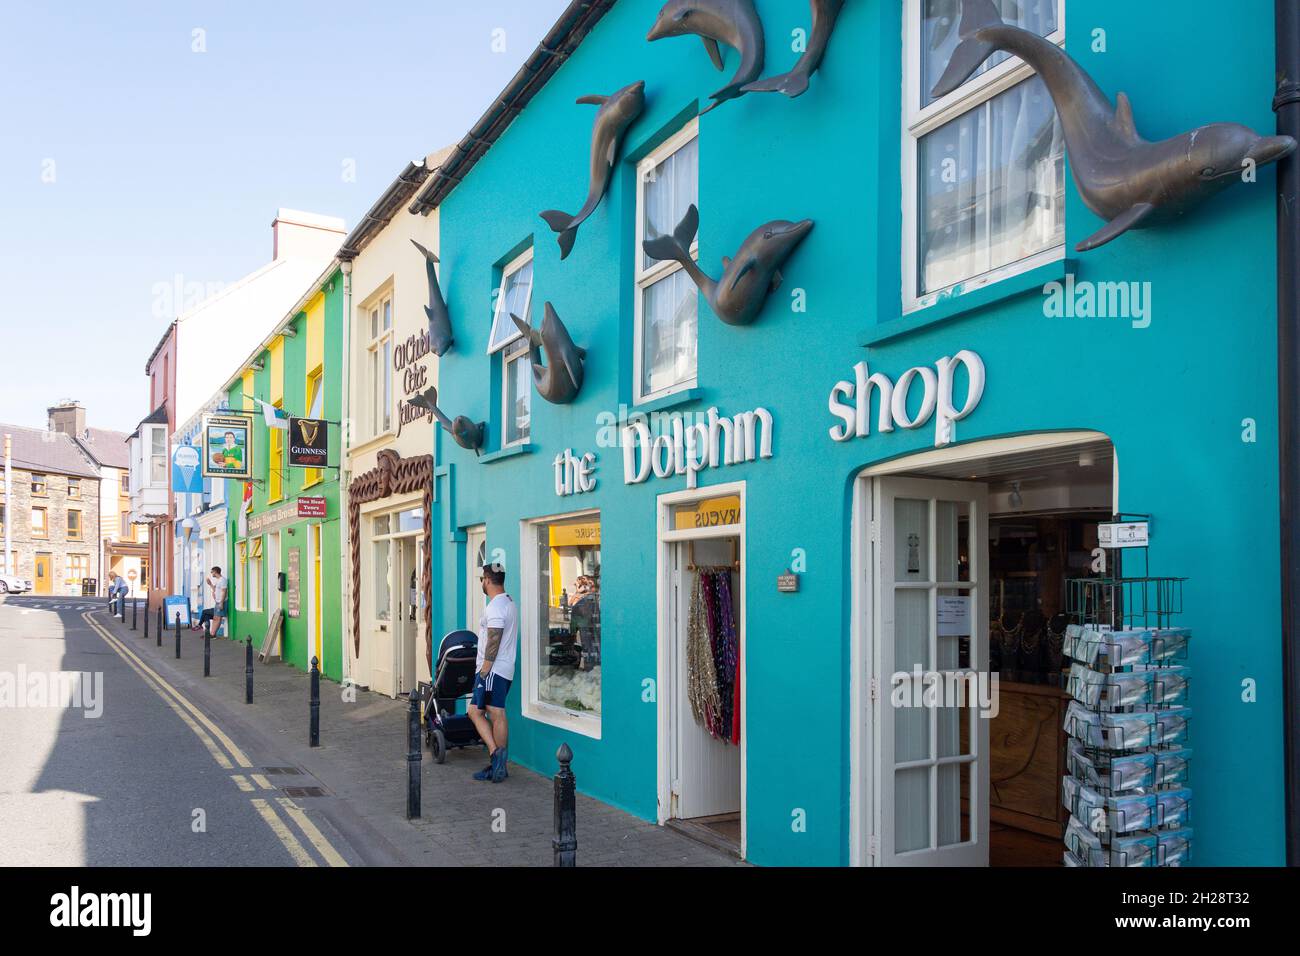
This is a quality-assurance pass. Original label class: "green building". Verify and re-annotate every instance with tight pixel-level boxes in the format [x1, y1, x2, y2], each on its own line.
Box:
[224, 264, 345, 681]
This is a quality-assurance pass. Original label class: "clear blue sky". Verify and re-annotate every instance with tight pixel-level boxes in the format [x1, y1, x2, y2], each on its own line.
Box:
[0, 0, 570, 434]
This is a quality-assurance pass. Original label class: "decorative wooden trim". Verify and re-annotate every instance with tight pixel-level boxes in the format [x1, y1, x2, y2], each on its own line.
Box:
[348, 449, 434, 671]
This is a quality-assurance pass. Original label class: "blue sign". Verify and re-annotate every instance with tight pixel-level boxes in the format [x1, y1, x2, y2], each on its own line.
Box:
[172, 444, 203, 495]
[163, 595, 191, 627]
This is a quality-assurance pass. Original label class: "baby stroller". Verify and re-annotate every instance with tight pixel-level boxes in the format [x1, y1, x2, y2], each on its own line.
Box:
[420, 629, 483, 764]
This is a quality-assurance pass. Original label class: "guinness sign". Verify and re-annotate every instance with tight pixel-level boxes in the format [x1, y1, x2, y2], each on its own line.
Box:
[288, 417, 329, 468]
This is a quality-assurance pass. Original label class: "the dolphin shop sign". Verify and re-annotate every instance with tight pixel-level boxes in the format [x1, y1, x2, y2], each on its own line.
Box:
[623, 407, 773, 490]
[827, 350, 986, 447]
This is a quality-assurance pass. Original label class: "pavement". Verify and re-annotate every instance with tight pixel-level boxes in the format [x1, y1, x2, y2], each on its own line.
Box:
[0, 593, 740, 867]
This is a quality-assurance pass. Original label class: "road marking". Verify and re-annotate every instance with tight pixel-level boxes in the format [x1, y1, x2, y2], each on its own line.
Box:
[231, 775, 255, 792]
[276, 797, 349, 867]
[250, 798, 316, 867]
[83, 611, 253, 767]
[251, 774, 275, 791]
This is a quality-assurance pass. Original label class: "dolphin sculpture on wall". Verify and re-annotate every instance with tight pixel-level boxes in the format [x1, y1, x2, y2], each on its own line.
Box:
[410, 240, 454, 356]
[413, 386, 484, 457]
[742, 0, 844, 99]
[932, 0, 1297, 252]
[647, 0, 764, 114]
[540, 80, 646, 260]
[510, 302, 587, 405]
[643, 204, 813, 326]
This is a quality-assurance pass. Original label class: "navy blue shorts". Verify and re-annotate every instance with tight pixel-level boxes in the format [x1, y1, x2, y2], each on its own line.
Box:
[471, 672, 512, 709]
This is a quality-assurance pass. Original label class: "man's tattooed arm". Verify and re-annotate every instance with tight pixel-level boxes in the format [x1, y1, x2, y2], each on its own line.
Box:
[483, 626, 503, 663]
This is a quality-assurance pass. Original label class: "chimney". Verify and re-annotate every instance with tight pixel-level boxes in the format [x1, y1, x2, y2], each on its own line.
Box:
[271, 208, 347, 261]
[48, 400, 86, 437]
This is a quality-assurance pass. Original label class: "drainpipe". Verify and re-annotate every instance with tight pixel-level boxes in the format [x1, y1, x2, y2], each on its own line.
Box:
[1274, 0, 1300, 867]
[339, 258, 354, 684]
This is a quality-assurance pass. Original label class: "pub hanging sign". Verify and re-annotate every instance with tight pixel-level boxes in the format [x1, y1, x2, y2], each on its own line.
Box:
[287, 417, 329, 468]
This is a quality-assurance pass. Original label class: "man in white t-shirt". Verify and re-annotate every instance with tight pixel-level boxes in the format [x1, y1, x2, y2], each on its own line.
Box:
[468, 562, 518, 783]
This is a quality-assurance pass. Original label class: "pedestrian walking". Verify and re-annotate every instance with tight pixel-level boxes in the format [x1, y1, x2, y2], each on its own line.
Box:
[465, 562, 518, 783]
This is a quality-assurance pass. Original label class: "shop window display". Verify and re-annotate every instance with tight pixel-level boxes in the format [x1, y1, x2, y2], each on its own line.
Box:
[533, 514, 601, 716]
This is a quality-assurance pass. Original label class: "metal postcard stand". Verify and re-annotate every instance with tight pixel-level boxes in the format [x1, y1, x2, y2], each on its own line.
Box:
[1061, 514, 1193, 867]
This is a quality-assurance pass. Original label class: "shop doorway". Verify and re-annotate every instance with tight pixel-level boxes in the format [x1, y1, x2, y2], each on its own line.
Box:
[657, 484, 746, 858]
[853, 432, 1115, 867]
[396, 535, 419, 695]
[466, 525, 487, 635]
[34, 554, 51, 594]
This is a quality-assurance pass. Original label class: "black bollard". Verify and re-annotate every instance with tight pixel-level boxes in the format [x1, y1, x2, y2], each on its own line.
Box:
[156, 605, 163, 647]
[132, 598, 138, 631]
[245, 638, 254, 704]
[174, 612, 181, 659]
[143, 600, 149, 641]
[203, 628, 211, 677]
[309, 656, 320, 748]
[406, 691, 421, 819]
[119, 596, 126, 623]
[553, 743, 577, 867]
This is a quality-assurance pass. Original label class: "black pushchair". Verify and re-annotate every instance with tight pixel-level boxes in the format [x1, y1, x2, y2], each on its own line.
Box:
[419, 629, 483, 764]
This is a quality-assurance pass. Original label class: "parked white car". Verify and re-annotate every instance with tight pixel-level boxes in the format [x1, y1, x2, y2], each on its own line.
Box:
[0, 574, 32, 594]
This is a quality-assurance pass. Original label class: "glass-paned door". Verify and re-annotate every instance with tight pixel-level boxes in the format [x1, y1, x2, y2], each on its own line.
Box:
[873, 476, 989, 865]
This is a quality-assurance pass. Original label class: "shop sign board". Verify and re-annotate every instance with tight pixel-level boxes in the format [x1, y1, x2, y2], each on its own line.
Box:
[287, 418, 329, 468]
[298, 496, 327, 519]
[777, 573, 799, 593]
[624, 406, 773, 489]
[937, 595, 971, 636]
[827, 350, 985, 448]
[164, 595, 190, 627]
[1098, 521, 1150, 548]
[248, 501, 298, 536]
[286, 548, 301, 619]
[673, 494, 742, 531]
[172, 444, 204, 494]
[201, 413, 254, 480]
[549, 521, 601, 547]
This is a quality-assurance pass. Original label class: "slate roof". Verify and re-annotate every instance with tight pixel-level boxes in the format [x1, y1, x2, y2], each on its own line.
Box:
[0, 423, 101, 478]
[75, 427, 131, 469]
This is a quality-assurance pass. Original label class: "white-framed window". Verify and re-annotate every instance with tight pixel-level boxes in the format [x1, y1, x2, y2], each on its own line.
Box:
[519, 509, 602, 737]
[365, 294, 394, 438]
[501, 337, 531, 447]
[487, 249, 534, 355]
[149, 427, 167, 484]
[635, 120, 699, 404]
[903, 0, 1065, 312]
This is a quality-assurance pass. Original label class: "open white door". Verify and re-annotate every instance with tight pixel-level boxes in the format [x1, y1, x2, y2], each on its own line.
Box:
[873, 476, 989, 866]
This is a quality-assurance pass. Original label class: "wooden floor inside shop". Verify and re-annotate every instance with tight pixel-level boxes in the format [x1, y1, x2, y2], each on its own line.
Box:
[991, 822, 1062, 867]
[667, 812, 742, 858]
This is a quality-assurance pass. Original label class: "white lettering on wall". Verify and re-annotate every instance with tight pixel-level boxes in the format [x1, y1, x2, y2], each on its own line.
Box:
[828, 350, 985, 448]
[554, 449, 597, 497]
[623, 406, 773, 489]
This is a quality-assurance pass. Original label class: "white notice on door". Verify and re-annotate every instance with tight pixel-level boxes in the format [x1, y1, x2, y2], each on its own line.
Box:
[937, 595, 971, 637]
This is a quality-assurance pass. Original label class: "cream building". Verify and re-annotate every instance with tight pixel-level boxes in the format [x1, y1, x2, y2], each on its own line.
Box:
[339, 150, 451, 697]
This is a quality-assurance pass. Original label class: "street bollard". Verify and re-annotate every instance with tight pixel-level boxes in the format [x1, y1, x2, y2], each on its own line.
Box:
[156, 606, 163, 647]
[245, 638, 254, 704]
[406, 691, 422, 819]
[119, 596, 126, 623]
[132, 598, 138, 631]
[174, 612, 182, 659]
[203, 628, 211, 678]
[553, 743, 577, 867]
[143, 600, 149, 640]
[309, 656, 320, 748]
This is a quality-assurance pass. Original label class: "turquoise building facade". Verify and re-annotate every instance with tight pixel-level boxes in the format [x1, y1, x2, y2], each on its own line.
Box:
[415, 0, 1288, 866]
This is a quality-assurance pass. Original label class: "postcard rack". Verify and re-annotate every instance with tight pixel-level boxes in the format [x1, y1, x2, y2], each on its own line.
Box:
[1060, 514, 1192, 867]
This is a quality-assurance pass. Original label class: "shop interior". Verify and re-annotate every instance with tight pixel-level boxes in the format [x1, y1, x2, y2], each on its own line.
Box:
[907, 437, 1114, 866]
[666, 534, 743, 856]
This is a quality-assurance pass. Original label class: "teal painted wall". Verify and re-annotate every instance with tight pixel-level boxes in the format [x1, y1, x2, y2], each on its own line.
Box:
[428, 0, 1285, 865]
[225, 268, 345, 682]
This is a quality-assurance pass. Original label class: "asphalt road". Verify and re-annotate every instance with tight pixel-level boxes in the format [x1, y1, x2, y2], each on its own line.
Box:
[0, 594, 364, 866]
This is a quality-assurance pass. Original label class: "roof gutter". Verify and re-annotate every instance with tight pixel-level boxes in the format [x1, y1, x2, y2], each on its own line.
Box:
[408, 0, 616, 215]
[338, 159, 433, 260]
[1274, 0, 1300, 866]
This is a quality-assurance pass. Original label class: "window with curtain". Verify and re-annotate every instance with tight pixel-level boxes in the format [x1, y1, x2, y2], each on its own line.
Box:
[905, 0, 1065, 310]
[635, 122, 699, 403]
[32, 507, 47, 538]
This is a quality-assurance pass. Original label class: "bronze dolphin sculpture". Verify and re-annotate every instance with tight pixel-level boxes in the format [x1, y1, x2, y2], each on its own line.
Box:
[642, 203, 813, 326]
[742, 0, 844, 99]
[540, 80, 646, 260]
[510, 302, 587, 405]
[412, 386, 484, 456]
[933, 0, 1296, 252]
[647, 0, 764, 115]
[410, 240, 453, 356]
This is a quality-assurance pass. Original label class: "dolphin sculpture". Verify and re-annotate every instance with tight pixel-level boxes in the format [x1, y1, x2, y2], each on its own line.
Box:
[647, 0, 764, 115]
[642, 203, 813, 326]
[412, 386, 484, 457]
[540, 80, 646, 260]
[509, 302, 587, 405]
[741, 0, 844, 99]
[410, 240, 453, 356]
[932, 0, 1297, 252]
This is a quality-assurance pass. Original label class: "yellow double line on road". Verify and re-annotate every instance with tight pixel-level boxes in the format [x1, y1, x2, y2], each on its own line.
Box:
[82, 611, 348, 867]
